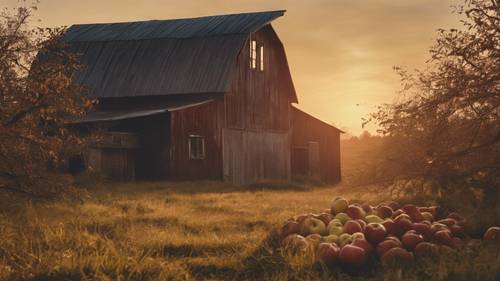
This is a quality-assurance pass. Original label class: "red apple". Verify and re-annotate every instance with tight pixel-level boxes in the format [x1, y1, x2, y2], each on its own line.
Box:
[296, 213, 312, 224]
[364, 223, 387, 244]
[401, 230, 424, 250]
[357, 219, 367, 231]
[437, 218, 457, 227]
[352, 238, 375, 256]
[376, 205, 394, 219]
[483, 227, 500, 243]
[316, 242, 340, 267]
[411, 222, 431, 239]
[408, 211, 424, 223]
[394, 214, 413, 232]
[314, 213, 333, 226]
[343, 220, 363, 234]
[382, 219, 404, 237]
[339, 244, 367, 268]
[434, 229, 453, 246]
[447, 212, 465, 221]
[450, 224, 465, 237]
[361, 204, 374, 215]
[381, 247, 414, 265]
[387, 201, 400, 211]
[281, 221, 300, 237]
[414, 242, 439, 259]
[376, 239, 401, 257]
[306, 234, 323, 252]
[346, 205, 366, 220]
[402, 204, 418, 214]
[391, 209, 404, 219]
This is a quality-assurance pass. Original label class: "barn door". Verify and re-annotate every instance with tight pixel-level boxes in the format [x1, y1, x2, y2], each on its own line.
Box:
[308, 141, 320, 179]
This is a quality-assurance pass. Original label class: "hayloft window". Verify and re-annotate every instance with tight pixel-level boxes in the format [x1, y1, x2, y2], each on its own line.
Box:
[259, 45, 264, 71]
[250, 39, 257, 69]
[188, 135, 205, 160]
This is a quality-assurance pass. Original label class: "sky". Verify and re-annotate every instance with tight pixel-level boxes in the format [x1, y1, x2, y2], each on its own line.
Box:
[1, 0, 463, 135]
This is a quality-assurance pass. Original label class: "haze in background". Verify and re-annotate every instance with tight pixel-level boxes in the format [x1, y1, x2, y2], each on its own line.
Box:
[1, 0, 461, 134]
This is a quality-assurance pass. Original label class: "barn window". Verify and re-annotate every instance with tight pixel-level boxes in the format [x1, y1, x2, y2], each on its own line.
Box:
[188, 135, 205, 160]
[259, 45, 264, 71]
[250, 39, 257, 69]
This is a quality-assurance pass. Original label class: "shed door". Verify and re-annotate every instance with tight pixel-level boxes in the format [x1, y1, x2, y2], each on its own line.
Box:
[308, 141, 320, 179]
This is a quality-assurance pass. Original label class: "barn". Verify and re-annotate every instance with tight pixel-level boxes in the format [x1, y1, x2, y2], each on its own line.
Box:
[66, 10, 342, 184]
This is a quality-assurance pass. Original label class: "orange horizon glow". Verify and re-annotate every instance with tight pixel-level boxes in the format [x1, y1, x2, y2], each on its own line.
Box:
[1, 0, 462, 135]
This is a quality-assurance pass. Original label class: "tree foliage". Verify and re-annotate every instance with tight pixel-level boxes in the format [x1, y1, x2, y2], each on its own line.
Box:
[368, 0, 499, 197]
[0, 4, 91, 197]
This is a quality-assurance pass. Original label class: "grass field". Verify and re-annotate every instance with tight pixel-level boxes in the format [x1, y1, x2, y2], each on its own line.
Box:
[0, 181, 498, 281]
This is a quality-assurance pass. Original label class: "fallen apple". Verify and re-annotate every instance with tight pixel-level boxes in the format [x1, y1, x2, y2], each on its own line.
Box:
[361, 204, 374, 215]
[376, 205, 393, 219]
[351, 232, 365, 241]
[300, 217, 327, 236]
[314, 213, 333, 226]
[414, 241, 439, 259]
[382, 219, 404, 237]
[364, 223, 387, 244]
[344, 220, 363, 235]
[331, 197, 349, 214]
[411, 222, 431, 238]
[357, 219, 367, 231]
[402, 204, 418, 214]
[365, 214, 384, 224]
[280, 220, 300, 237]
[281, 234, 309, 253]
[381, 247, 414, 265]
[421, 212, 434, 222]
[346, 205, 366, 220]
[339, 233, 353, 247]
[483, 227, 500, 243]
[401, 230, 424, 250]
[324, 234, 339, 244]
[387, 201, 400, 211]
[327, 220, 344, 236]
[437, 218, 457, 227]
[316, 242, 340, 267]
[352, 238, 375, 256]
[376, 239, 402, 257]
[339, 244, 367, 268]
[394, 214, 413, 231]
[334, 212, 351, 224]
[434, 229, 453, 246]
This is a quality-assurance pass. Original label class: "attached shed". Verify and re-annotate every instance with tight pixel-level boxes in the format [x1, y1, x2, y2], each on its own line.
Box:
[291, 106, 343, 183]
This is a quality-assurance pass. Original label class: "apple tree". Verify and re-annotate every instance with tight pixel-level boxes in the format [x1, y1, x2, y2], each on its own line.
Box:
[367, 0, 499, 202]
[0, 4, 92, 198]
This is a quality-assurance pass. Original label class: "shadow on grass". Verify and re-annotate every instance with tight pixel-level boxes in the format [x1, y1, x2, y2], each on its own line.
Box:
[159, 243, 242, 258]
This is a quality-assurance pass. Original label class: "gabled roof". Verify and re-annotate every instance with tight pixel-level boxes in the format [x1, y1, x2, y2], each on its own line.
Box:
[63, 11, 289, 99]
[65, 10, 285, 42]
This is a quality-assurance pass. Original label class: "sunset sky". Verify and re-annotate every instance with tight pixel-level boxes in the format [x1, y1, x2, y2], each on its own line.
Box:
[2, 0, 462, 134]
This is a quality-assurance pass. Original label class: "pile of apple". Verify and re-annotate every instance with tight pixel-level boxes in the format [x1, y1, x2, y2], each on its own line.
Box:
[280, 197, 500, 270]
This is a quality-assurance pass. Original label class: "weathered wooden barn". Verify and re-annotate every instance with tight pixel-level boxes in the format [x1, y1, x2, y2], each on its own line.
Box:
[66, 10, 342, 184]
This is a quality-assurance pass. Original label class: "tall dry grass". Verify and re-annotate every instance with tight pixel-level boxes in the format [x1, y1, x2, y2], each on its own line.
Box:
[0, 181, 498, 280]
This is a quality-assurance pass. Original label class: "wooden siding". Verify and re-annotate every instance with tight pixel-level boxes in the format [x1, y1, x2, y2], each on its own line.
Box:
[222, 128, 290, 185]
[169, 100, 224, 180]
[291, 108, 341, 183]
[225, 25, 295, 131]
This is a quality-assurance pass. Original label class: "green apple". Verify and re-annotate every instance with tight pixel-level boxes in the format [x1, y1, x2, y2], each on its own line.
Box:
[328, 220, 344, 236]
[334, 212, 351, 224]
[324, 234, 339, 244]
[299, 217, 327, 236]
[338, 233, 353, 247]
[365, 214, 384, 224]
[331, 197, 349, 214]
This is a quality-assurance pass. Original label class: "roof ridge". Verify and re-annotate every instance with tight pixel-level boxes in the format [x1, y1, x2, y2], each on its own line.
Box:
[69, 10, 286, 28]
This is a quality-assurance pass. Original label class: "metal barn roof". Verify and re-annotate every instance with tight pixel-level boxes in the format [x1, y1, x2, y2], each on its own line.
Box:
[63, 11, 288, 99]
[65, 10, 285, 42]
[73, 99, 214, 123]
